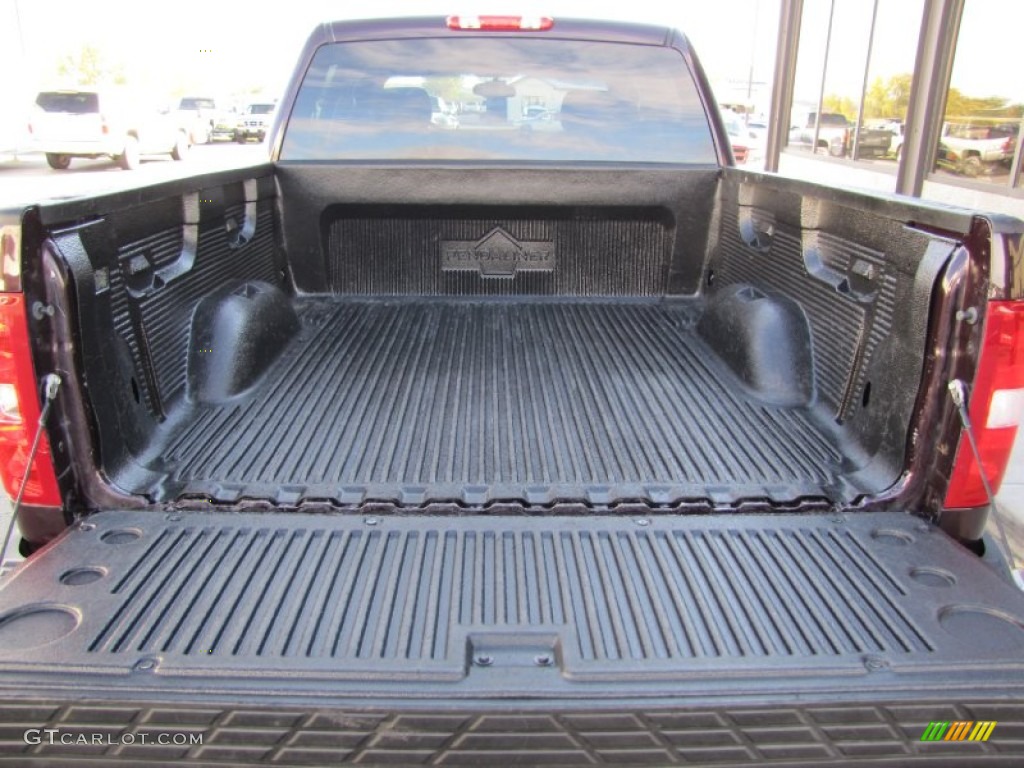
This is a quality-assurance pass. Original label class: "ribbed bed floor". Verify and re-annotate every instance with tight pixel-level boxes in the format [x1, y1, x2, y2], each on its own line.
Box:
[149, 300, 847, 505]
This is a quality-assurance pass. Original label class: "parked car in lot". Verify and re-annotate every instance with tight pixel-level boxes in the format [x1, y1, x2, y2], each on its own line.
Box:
[790, 111, 891, 159]
[747, 118, 768, 146]
[29, 89, 189, 170]
[174, 95, 218, 144]
[2, 15, 1024, 763]
[869, 118, 906, 159]
[938, 122, 1016, 177]
[850, 122, 892, 158]
[234, 102, 275, 142]
[210, 110, 239, 142]
[789, 110, 850, 156]
[721, 110, 763, 166]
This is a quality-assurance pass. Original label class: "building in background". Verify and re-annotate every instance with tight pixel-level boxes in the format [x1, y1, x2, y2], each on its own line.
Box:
[0, 2, 32, 157]
[766, 0, 1022, 217]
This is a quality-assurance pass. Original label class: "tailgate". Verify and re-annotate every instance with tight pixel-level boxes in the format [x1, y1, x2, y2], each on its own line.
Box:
[1, 511, 1023, 764]
[31, 112, 104, 143]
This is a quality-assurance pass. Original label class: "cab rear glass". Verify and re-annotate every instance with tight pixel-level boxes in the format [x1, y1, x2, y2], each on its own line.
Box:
[35, 92, 100, 114]
[179, 98, 216, 110]
[281, 37, 716, 163]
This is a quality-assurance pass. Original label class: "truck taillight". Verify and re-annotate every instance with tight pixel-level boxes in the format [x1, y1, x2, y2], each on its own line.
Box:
[945, 301, 1024, 508]
[0, 275, 61, 505]
[446, 15, 554, 31]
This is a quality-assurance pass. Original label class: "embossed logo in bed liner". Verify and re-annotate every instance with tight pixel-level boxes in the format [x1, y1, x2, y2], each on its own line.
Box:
[441, 227, 554, 278]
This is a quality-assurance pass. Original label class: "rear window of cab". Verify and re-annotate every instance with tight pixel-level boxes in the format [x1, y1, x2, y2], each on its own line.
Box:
[35, 92, 100, 114]
[281, 37, 716, 164]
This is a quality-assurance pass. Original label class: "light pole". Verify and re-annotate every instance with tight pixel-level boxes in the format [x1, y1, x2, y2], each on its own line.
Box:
[12, 0, 27, 160]
[851, 0, 880, 161]
[746, 0, 764, 115]
[812, 0, 838, 157]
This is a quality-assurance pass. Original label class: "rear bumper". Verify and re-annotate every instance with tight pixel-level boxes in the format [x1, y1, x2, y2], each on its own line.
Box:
[33, 139, 122, 157]
[858, 136, 891, 149]
[3, 697, 1022, 764]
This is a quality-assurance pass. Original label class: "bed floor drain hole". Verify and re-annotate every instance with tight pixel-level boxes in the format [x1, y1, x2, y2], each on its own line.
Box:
[60, 567, 105, 586]
[910, 567, 956, 588]
[939, 606, 1024, 652]
[0, 606, 78, 647]
[871, 528, 913, 545]
[101, 528, 142, 545]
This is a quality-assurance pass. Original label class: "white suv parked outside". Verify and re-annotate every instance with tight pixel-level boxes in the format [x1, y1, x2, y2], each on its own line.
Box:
[31, 89, 189, 170]
[235, 102, 276, 143]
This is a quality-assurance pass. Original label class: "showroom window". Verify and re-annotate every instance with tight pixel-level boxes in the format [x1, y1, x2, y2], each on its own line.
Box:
[779, 0, 1021, 208]
[927, 0, 1023, 193]
[787, 0, 837, 156]
[784, 0, 923, 191]
[852, 0, 924, 166]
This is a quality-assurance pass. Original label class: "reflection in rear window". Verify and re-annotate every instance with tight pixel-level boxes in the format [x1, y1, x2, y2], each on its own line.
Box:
[179, 98, 216, 110]
[281, 38, 715, 163]
[35, 92, 100, 114]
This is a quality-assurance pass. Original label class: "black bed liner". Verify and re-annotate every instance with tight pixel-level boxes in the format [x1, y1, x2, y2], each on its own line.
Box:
[1, 510, 1023, 706]
[130, 298, 852, 506]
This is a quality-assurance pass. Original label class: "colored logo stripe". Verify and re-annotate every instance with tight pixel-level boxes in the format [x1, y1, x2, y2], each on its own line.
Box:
[969, 722, 998, 742]
[945, 721, 973, 741]
[920, 721, 997, 742]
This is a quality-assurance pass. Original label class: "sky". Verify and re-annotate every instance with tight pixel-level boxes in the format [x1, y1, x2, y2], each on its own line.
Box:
[1, 0, 781, 108]
[2, 0, 1020, 113]
[947, 0, 1024, 103]
[792, 0, 1023, 110]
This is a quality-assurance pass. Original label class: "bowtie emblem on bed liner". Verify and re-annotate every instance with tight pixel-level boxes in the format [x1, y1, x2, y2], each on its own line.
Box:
[441, 227, 555, 278]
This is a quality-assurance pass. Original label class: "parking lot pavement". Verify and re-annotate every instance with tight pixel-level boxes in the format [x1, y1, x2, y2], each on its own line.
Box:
[992, 428, 1024, 575]
[0, 494, 20, 578]
[0, 143, 266, 209]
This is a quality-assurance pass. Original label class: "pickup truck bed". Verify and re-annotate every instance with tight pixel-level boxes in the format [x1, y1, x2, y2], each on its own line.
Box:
[43, 166, 944, 511]
[150, 297, 842, 504]
[5, 17, 1024, 764]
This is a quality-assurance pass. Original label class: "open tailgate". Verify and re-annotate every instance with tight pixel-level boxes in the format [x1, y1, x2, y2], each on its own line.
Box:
[0, 510, 1023, 764]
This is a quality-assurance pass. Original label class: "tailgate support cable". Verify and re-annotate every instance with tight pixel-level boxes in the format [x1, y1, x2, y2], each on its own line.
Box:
[1, 374, 61, 566]
[948, 378, 1019, 582]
